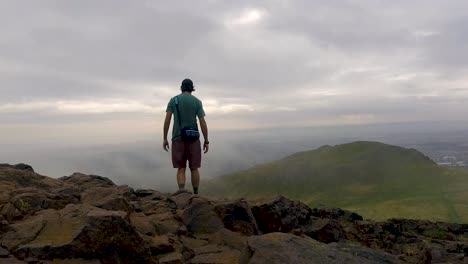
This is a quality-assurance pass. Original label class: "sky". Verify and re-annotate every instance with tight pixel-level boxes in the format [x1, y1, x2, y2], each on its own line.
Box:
[1, 0, 468, 147]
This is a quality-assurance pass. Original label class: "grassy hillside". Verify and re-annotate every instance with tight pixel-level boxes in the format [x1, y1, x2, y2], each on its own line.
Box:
[205, 141, 468, 223]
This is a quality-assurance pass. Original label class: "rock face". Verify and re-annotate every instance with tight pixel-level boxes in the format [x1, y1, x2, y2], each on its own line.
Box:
[0, 164, 467, 263]
[241, 232, 399, 264]
[251, 196, 313, 233]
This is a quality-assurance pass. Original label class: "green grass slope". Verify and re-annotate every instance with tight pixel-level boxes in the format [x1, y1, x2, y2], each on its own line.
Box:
[205, 141, 468, 223]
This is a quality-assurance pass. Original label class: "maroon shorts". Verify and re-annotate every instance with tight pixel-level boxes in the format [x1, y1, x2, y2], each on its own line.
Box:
[172, 139, 202, 169]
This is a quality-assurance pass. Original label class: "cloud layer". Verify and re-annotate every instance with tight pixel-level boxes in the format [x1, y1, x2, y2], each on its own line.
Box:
[1, 0, 468, 144]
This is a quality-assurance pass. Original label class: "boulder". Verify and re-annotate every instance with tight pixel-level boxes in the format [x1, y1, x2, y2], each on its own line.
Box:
[59, 173, 115, 190]
[214, 199, 259, 235]
[0, 216, 46, 249]
[0, 167, 62, 191]
[167, 191, 194, 210]
[240, 232, 400, 264]
[189, 248, 240, 264]
[208, 229, 248, 251]
[3, 204, 150, 263]
[140, 200, 174, 216]
[0, 164, 33, 172]
[0, 203, 22, 222]
[81, 186, 133, 213]
[158, 252, 184, 264]
[303, 218, 346, 243]
[130, 212, 157, 236]
[180, 236, 209, 260]
[148, 235, 175, 256]
[0, 246, 9, 257]
[329, 242, 403, 264]
[0, 257, 25, 263]
[251, 196, 312, 233]
[182, 197, 224, 234]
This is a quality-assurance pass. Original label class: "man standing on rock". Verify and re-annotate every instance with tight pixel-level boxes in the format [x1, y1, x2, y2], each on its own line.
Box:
[163, 78, 209, 194]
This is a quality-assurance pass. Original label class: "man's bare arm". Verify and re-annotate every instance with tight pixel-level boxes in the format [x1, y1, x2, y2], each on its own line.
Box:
[199, 117, 209, 153]
[163, 112, 172, 151]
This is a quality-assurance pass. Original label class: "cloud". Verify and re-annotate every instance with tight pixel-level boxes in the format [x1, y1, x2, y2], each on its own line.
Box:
[1, 0, 468, 146]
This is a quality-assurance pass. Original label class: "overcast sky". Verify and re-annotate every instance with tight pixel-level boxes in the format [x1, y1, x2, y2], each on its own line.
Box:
[1, 0, 468, 146]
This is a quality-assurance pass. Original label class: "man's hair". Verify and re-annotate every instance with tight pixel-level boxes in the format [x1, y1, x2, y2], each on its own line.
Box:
[181, 78, 195, 92]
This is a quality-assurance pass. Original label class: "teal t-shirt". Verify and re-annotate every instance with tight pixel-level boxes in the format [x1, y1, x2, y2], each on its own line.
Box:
[166, 94, 206, 141]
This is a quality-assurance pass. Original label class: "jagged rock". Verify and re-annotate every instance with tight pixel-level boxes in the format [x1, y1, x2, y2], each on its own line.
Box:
[59, 173, 115, 190]
[23, 256, 39, 263]
[0, 246, 9, 257]
[189, 248, 240, 264]
[5, 186, 79, 217]
[180, 236, 209, 259]
[427, 241, 468, 263]
[303, 218, 346, 243]
[1, 162, 467, 264]
[0, 220, 8, 236]
[40, 259, 101, 264]
[182, 197, 224, 234]
[148, 235, 175, 256]
[0, 164, 33, 172]
[81, 186, 133, 213]
[251, 196, 312, 233]
[141, 200, 173, 215]
[0, 216, 46, 249]
[158, 252, 183, 264]
[330, 242, 403, 264]
[135, 189, 159, 198]
[10, 189, 49, 215]
[0, 167, 62, 191]
[214, 199, 259, 235]
[0, 203, 22, 221]
[129, 206, 183, 236]
[3, 204, 149, 263]
[311, 207, 363, 222]
[240, 232, 401, 264]
[208, 229, 248, 251]
[0, 257, 25, 263]
[167, 191, 194, 210]
[388, 218, 468, 239]
[192, 244, 230, 255]
[130, 212, 157, 236]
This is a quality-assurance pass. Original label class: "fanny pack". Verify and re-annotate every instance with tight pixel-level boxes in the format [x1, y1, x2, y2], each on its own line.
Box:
[175, 96, 200, 142]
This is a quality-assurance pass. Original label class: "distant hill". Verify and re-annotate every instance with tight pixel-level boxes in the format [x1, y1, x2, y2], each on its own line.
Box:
[205, 141, 468, 223]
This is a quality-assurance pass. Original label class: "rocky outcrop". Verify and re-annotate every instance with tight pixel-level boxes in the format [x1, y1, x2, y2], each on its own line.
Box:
[0, 164, 34, 172]
[241, 232, 400, 264]
[0, 164, 467, 263]
[251, 196, 313, 233]
[214, 199, 259, 236]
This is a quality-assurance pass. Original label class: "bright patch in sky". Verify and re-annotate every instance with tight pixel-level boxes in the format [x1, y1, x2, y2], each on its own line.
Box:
[413, 30, 439, 37]
[227, 8, 265, 26]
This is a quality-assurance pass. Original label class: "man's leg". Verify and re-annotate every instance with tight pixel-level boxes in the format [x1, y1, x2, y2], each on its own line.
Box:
[177, 167, 186, 190]
[191, 169, 200, 194]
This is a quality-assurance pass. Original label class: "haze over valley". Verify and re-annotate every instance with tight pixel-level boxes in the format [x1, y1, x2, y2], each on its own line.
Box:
[2, 121, 468, 193]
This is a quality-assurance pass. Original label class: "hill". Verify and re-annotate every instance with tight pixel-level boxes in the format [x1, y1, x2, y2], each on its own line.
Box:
[205, 141, 468, 223]
[0, 163, 466, 263]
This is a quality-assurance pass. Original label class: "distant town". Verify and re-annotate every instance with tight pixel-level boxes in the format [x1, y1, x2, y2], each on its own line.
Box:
[408, 141, 468, 170]
[434, 155, 468, 168]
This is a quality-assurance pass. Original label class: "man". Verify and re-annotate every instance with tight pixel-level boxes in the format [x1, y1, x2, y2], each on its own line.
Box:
[163, 78, 209, 194]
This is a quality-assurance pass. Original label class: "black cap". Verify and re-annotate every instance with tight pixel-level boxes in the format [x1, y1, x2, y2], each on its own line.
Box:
[181, 78, 195, 92]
